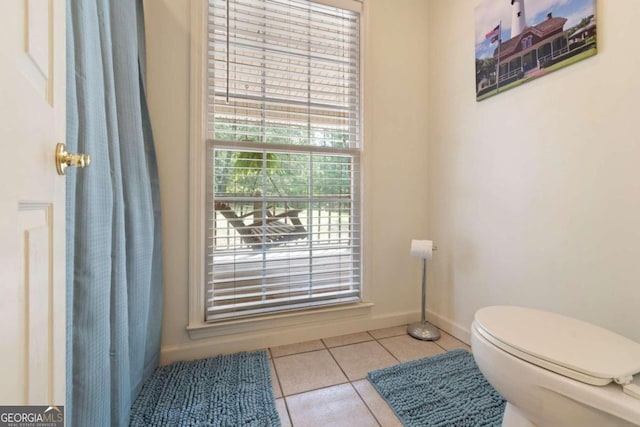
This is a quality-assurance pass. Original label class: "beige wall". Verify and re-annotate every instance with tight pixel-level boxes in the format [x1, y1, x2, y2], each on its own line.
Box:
[146, 0, 640, 361]
[144, 0, 432, 361]
[427, 0, 640, 343]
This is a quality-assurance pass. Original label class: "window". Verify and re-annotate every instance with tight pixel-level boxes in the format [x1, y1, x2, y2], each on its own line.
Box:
[204, 0, 362, 321]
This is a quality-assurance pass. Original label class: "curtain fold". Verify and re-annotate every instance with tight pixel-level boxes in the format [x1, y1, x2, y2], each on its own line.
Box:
[66, 1, 163, 426]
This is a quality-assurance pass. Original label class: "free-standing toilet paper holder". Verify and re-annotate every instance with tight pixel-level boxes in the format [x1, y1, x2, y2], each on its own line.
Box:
[407, 241, 440, 341]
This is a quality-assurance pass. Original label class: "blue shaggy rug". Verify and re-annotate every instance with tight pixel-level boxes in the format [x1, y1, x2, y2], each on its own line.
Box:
[130, 350, 280, 427]
[367, 349, 505, 427]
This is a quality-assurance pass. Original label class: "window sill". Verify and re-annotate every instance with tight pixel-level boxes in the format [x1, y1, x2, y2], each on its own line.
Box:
[186, 301, 374, 340]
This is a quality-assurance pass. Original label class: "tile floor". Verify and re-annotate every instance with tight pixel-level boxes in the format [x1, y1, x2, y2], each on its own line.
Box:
[267, 324, 471, 427]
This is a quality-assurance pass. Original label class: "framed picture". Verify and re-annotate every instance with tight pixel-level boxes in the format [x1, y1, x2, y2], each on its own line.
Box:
[475, 0, 597, 101]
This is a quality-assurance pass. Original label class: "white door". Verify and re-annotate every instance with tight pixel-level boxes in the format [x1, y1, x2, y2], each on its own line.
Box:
[0, 1, 67, 407]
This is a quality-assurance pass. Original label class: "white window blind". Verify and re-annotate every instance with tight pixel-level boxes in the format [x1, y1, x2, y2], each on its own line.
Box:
[206, 0, 362, 321]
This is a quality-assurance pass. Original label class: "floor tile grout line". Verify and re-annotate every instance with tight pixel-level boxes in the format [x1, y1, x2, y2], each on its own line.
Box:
[373, 336, 402, 364]
[369, 332, 407, 340]
[271, 348, 322, 358]
[270, 347, 327, 360]
[272, 325, 465, 427]
[321, 331, 376, 346]
[268, 325, 475, 427]
[322, 337, 375, 349]
[280, 397, 294, 427]
[348, 381, 383, 427]
[270, 357, 286, 400]
[323, 336, 401, 426]
[270, 329, 407, 359]
[270, 328, 408, 358]
[281, 379, 352, 399]
[326, 344, 355, 383]
[284, 381, 385, 427]
[269, 352, 293, 426]
[274, 350, 349, 397]
[369, 324, 409, 364]
[269, 326, 471, 365]
[269, 326, 471, 386]
[327, 336, 404, 379]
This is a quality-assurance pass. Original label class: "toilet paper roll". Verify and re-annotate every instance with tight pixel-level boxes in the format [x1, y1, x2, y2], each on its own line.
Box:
[410, 240, 433, 259]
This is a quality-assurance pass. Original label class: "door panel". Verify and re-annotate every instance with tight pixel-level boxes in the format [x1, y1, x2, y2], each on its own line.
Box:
[0, 0, 65, 406]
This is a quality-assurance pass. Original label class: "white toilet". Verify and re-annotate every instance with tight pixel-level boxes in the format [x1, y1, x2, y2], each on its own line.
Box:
[471, 305, 640, 427]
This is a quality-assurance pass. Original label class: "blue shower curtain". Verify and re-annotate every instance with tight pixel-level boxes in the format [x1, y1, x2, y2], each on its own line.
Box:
[66, 0, 163, 426]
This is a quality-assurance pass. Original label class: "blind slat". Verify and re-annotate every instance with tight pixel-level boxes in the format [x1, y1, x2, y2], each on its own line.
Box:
[206, 296, 361, 321]
[209, 25, 360, 58]
[209, 266, 361, 286]
[208, 276, 362, 296]
[208, 290, 361, 311]
[209, 1, 360, 33]
[210, 281, 360, 300]
[207, 0, 360, 147]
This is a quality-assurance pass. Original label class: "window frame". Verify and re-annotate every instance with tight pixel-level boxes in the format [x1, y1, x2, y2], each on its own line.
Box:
[187, 0, 368, 337]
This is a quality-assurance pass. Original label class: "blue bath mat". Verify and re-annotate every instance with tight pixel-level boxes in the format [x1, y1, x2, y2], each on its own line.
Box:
[129, 350, 280, 427]
[367, 349, 505, 427]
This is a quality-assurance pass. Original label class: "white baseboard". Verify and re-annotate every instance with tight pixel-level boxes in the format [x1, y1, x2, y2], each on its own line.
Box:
[161, 310, 420, 364]
[426, 309, 471, 345]
[160, 309, 471, 364]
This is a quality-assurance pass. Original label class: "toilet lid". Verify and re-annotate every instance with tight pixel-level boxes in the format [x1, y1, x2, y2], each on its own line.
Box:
[474, 306, 640, 386]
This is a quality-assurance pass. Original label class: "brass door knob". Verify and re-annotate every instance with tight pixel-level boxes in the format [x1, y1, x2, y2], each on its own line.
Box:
[55, 143, 90, 176]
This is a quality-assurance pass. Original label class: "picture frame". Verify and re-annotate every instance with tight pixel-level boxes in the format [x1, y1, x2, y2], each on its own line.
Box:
[475, 0, 597, 101]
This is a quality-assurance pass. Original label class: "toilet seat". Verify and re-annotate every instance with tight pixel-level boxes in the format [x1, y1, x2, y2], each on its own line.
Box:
[473, 306, 640, 388]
